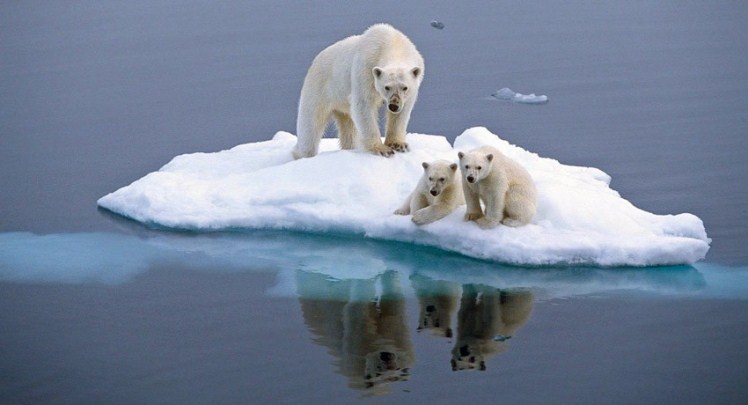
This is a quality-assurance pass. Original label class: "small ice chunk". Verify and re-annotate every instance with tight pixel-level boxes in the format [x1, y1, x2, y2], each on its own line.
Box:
[430, 20, 445, 30]
[492, 87, 549, 104]
[493, 335, 512, 342]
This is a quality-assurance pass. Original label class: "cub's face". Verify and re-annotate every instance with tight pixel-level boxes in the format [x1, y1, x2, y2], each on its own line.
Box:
[422, 161, 458, 197]
[372, 66, 422, 114]
[451, 343, 487, 371]
[458, 151, 494, 184]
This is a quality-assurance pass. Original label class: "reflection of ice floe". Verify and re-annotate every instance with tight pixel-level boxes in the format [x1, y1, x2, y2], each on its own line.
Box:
[492, 87, 549, 104]
[2, 231, 743, 300]
[97, 127, 709, 267]
[430, 20, 445, 29]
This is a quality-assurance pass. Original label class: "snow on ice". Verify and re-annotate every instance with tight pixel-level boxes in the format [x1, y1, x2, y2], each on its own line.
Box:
[97, 127, 710, 266]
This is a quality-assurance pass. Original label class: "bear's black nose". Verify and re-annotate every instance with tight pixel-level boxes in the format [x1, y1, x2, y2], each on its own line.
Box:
[467, 176, 475, 183]
[460, 345, 471, 357]
[388, 103, 399, 112]
[426, 305, 436, 312]
[380, 352, 395, 362]
[430, 189, 438, 196]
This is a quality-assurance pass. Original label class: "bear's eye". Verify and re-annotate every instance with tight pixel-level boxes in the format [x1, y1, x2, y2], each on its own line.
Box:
[402, 86, 408, 92]
[439, 177, 445, 182]
[385, 86, 391, 92]
[477, 166, 482, 170]
[428, 177, 433, 181]
[465, 165, 470, 169]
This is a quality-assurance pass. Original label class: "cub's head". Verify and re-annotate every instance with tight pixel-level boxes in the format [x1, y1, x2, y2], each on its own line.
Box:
[421, 160, 458, 197]
[457, 151, 493, 184]
[451, 343, 487, 371]
[372, 65, 422, 114]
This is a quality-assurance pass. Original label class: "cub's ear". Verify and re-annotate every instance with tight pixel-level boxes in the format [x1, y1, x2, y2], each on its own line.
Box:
[422, 162, 430, 170]
[457, 151, 464, 159]
[449, 163, 458, 171]
[411, 67, 421, 78]
[486, 154, 494, 162]
[372, 67, 383, 78]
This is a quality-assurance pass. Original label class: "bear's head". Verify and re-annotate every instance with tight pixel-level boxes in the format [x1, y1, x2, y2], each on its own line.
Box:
[458, 151, 494, 184]
[372, 65, 422, 114]
[450, 343, 487, 372]
[422, 160, 458, 197]
[363, 350, 410, 388]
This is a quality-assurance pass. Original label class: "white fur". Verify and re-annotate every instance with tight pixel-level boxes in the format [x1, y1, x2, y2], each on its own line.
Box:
[394, 160, 465, 225]
[458, 145, 537, 229]
[293, 24, 425, 158]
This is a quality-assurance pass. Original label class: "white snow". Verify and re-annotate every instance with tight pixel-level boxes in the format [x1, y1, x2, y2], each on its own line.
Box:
[492, 87, 549, 104]
[97, 127, 710, 266]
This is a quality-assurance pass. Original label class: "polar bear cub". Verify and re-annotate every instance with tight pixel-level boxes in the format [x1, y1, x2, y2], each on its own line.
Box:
[394, 160, 465, 225]
[458, 146, 536, 229]
[293, 24, 425, 159]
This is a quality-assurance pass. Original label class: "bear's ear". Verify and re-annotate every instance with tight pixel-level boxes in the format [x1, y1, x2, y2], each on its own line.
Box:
[457, 151, 464, 159]
[422, 162, 429, 170]
[450, 163, 458, 171]
[486, 154, 494, 162]
[372, 66, 383, 78]
[411, 67, 421, 78]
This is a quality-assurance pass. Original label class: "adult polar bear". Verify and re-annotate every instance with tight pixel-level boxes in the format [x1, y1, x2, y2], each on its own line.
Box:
[293, 24, 425, 159]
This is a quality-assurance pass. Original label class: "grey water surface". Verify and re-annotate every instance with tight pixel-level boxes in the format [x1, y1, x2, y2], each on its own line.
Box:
[2, 1, 747, 403]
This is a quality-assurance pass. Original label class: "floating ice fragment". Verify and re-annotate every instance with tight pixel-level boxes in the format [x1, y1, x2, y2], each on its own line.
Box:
[430, 20, 445, 30]
[492, 87, 549, 104]
[493, 335, 512, 342]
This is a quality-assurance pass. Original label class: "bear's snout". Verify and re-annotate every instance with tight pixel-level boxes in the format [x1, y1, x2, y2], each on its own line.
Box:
[467, 175, 476, 183]
[388, 103, 400, 113]
[430, 189, 439, 196]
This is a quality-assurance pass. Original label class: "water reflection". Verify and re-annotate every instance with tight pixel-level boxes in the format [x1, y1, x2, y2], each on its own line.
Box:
[451, 285, 533, 372]
[297, 270, 413, 394]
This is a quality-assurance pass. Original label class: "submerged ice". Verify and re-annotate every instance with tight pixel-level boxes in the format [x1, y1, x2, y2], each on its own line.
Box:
[97, 127, 710, 266]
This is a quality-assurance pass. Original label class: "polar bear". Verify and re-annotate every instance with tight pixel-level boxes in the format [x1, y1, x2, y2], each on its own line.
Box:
[296, 270, 413, 393]
[410, 274, 461, 338]
[451, 285, 534, 371]
[458, 146, 537, 229]
[394, 160, 465, 225]
[293, 23, 425, 159]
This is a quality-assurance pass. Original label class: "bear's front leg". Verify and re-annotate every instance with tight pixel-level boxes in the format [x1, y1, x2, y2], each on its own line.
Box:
[463, 184, 483, 221]
[412, 204, 451, 226]
[384, 103, 413, 153]
[479, 192, 504, 229]
[351, 96, 394, 157]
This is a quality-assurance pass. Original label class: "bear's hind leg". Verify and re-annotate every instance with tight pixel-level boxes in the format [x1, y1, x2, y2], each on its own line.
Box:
[333, 111, 356, 150]
[293, 102, 330, 159]
[501, 185, 536, 226]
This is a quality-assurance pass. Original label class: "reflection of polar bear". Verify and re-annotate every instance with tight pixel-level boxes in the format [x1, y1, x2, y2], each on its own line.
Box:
[394, 160, 465, 225]
[296, 270, 413, 392]
[409, 274, 461, 338]
[451, 285, 534, 371]
[293, 23, 425, 159]
[458, 146, 537, 229]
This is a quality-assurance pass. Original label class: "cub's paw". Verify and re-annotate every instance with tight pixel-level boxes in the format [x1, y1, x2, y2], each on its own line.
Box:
[464, 212, 484, 221]
[386, 141, 409, 153]
[476, 217, 499, 229]
[411, 210, 433, 226]
[501, 218, 526, 227]
[394, 208, 410, 215]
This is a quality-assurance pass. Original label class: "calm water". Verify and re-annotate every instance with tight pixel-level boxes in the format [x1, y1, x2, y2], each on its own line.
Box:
[2, 1, 747, 403]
